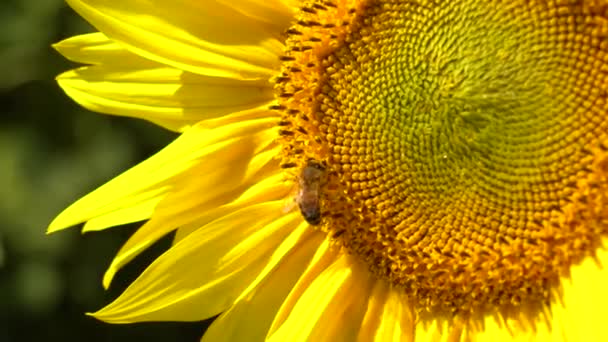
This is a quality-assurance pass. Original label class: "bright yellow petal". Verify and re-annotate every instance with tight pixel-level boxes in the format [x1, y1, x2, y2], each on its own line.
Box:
[357, 281, 415, 342]
[92, 203, 302, 323]
[214, 0, 296, 34]
[102, 168, 288, 288]
[65, 0, 288, 79]
[54, 33, 274, 132]
[48, 115, 278, 233]
[53, 32, 151, 66]
[267, 246, 374, 341]
[173, 225, 198, 245]
[266, 238, 339, 335]
[57, 66, 273, 132]
[279, 0, 299, 11]
[410, 245, 608, 342]
[458, 246, 608, 342]
[555, 248, 608, 341]
[201, 224, 323, 342]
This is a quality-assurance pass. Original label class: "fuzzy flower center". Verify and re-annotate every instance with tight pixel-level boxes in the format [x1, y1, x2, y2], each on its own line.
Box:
[274, 0, 608, 319]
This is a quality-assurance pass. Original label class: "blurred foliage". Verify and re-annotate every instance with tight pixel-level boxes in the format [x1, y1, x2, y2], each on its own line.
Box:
[1, 1, 209, 340]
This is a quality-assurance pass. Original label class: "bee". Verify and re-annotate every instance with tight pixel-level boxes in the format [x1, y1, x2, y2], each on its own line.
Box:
[297, 160, 326, 225]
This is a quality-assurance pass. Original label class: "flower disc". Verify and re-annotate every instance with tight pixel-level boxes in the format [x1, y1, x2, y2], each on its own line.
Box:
[275, 0, 608, 323]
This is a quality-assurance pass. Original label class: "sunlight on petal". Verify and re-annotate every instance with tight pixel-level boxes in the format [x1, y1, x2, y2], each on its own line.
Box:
[102, 168, 288, 288]
[92, 204, 302, 322]
[267, 246, 374, 341]
[48, 116, 277, 233]
[202, 225, 323, 342]
[65, 0, 287, 79]
[57, 66, 273, 132]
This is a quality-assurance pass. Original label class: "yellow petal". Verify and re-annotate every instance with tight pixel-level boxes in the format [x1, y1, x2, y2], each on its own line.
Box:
[267, 238, 338, 334]
[65, 0, 287, 79]
[462, 247, 608, 342]
[201, 224, 323, 342]
[57, 66, 273, 132]
[92, 203, 302, 323]
[54, 33, 274, 132]
[267, 246, 374, 341]
[173, 225, 198, 245]
[412, 245, 608, 342]
[214, 0, 296, 35]
[48, 116, 277, 233]
[53, 32, 151, 66]
[279, 0, 299, 9]
[357, 281, 415, 342]
[555, 248, 608, 341]
[80, 197, 162, 234]
[102, 168, 289, 288]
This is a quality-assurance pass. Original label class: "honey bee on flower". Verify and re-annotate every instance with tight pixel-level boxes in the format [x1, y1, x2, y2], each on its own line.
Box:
[296, 160, 326, 225]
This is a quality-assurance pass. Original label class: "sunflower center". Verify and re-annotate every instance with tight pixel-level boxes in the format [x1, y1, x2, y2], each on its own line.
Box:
[274, 0, 608, 318]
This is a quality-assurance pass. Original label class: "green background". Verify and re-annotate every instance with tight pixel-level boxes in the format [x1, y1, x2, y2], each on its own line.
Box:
[1, 1, 211, 340]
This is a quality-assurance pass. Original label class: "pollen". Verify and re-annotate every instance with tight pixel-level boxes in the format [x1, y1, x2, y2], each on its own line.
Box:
[273, 0, 608, 326]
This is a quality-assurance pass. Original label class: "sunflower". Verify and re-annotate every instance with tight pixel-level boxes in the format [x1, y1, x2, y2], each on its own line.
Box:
[50, 0, 608, 340]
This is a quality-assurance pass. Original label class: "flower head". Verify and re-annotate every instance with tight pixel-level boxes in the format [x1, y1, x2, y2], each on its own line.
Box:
[51, 0, 608, 340]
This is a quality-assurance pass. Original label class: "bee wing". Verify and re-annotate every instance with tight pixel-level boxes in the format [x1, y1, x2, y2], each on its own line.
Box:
[283, 196, 298, 214]
[283, 182, 300, 214]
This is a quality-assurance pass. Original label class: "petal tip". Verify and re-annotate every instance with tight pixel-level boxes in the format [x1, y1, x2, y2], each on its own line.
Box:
[87, 307, 118, 323]
[102, 269, 115, 290]
[47, 212, 79, 234]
